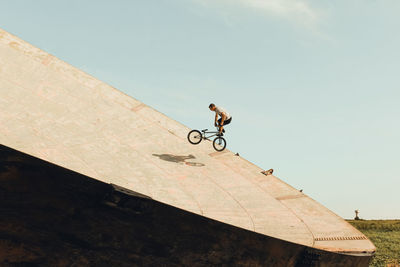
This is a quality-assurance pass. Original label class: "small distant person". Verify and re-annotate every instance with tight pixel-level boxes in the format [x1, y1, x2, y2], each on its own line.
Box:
[209, 103, 232, 134]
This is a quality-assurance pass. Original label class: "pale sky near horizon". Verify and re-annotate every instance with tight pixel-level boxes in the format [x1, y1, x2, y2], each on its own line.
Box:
[1, 0, 399, 219]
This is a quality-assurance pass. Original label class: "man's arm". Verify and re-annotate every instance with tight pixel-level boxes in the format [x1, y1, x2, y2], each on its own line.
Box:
[214, 113, 218, 126]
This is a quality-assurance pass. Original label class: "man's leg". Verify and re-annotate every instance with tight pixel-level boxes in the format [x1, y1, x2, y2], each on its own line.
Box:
[223, 117, 232, 126]
[217, 118, 226, 133]
[218, 117, 231, 133]
[217, 118, 224, 133]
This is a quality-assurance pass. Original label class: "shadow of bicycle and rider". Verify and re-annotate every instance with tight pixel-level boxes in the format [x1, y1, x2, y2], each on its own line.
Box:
[152, 154, 205, 167]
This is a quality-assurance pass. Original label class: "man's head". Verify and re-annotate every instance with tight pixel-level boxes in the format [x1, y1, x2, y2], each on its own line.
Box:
[209, 103, 216, 111]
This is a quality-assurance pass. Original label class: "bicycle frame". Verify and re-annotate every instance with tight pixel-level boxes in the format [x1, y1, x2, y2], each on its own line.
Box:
[201, 129, 222, 141]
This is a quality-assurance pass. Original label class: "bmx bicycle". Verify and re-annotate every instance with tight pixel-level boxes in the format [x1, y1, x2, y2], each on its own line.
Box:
[187, 127, 227, 152]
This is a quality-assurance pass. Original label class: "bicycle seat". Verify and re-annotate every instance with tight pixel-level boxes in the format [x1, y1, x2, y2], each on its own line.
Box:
[202, 129, 208, 132]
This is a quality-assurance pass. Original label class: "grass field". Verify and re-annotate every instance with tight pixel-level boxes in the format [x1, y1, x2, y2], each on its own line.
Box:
[348, 220, 400, 267]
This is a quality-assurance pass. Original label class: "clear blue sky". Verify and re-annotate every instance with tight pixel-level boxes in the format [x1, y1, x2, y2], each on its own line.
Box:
[1, 0, 399, 219]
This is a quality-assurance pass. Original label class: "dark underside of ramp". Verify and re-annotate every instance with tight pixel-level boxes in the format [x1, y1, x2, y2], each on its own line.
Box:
[0, 144, 372, 267]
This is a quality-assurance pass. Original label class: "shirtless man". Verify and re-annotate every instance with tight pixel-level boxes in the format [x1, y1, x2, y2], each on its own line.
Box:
[209, 103, 232, 134]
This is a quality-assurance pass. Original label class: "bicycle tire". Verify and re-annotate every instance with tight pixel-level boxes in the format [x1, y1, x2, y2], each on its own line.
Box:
[213, 136, 226, 151]
[187, 130, 202, 145]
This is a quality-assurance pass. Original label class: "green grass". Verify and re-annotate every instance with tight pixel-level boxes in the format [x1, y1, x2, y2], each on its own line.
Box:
[348, 220, 400, 267]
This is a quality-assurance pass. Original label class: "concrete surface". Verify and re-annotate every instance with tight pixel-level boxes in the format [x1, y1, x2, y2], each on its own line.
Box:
[0, 28, 375, 257]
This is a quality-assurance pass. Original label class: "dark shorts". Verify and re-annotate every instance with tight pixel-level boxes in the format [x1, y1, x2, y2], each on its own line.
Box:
[218, 117, 232, 126]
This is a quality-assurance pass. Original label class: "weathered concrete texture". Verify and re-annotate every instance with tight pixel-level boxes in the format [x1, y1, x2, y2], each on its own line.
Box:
[0, 27, 375, 264]
[0, 145, 372, 267]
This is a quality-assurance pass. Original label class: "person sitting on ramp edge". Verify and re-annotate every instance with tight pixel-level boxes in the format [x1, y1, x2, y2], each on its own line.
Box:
[209, 103, 232, 135]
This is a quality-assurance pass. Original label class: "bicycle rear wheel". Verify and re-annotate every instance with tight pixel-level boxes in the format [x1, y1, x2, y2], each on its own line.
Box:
[187, 130, 202, 144]
[213, 136, 226, 151]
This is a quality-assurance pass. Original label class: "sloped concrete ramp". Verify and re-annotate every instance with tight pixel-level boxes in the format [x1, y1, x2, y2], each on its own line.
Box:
[0, 28, 375, 266]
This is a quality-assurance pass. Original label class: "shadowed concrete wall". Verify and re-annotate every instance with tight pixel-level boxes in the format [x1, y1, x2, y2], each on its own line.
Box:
[0, 145, 372, 266]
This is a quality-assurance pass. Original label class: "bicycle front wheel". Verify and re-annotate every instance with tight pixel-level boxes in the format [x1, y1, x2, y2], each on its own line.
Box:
[213, 136, 226, 151]
[187, 130, 202, 145]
